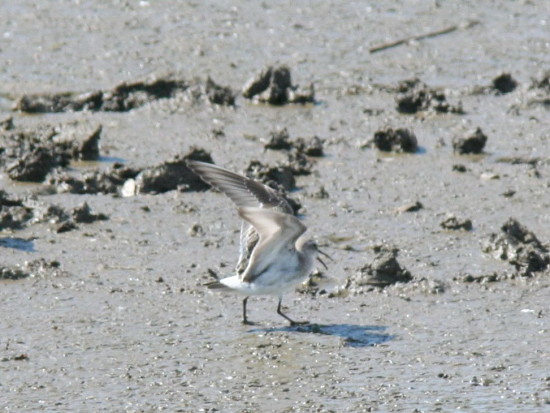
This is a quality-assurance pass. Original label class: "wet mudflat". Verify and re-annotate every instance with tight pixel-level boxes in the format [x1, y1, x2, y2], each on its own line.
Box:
[1, 1, 549, 412]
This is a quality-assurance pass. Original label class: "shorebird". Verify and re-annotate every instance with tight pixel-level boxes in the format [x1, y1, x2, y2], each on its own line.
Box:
[187, 160, 330, 325]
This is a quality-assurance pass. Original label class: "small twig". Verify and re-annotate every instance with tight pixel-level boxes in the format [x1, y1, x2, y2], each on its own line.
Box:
[369, 20, 480, 53]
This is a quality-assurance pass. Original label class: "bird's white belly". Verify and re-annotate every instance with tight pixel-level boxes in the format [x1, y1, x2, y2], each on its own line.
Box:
[221, 259, 310, 296]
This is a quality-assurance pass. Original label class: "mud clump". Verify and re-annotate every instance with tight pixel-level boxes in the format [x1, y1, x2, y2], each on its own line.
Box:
[482, 218, 549, 277]
[530, 70, 550, 91]
[71, 202, 109, 224]
[47, 163, 140, 195]
[0, 259, 68, 280]
[458, 272, 508, 284]
[132, 148, 213, 194]
[0, 120, 101, 182]
[6, 148, 61, 182]
[1, 191, 37, 230]
[395, 78, 463, 114]
[264, 128, 294, 151]
[0, 266, 30, 280]
[440, 215, 473, 231]
[1, 191, 108, 232]
[49, 148, 212, 196]
[242, 66, 315, 105]
[492, 73, 518, 94]
[452, 127, 487, 154]
[243, 160, 301, 214]
[205, 77, 235, 106]
[371, 128, 418, 153]
[264, 128, 325, 157]
[1, 116, 15, 131]
[56, 202, 108, 233]
[14, 76, 190, 113]
[296, 270, 337, 296]
[245, 160, 296, 192]
[345, 246, 413, 292]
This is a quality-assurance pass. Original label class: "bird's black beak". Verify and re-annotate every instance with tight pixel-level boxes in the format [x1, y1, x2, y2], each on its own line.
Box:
[316, 249, 333, 270]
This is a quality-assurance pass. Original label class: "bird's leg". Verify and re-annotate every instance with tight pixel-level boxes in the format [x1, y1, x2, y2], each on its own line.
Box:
[242, 296, 254, 325]
[277, 296, 309, 326]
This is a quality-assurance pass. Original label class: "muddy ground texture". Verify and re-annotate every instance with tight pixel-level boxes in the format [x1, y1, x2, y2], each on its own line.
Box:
[1, 1, 550, 412]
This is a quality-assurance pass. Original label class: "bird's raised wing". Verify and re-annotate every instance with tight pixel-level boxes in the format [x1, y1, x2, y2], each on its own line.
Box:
[186, 160, 292, 212]
[238, 207, 306, 282]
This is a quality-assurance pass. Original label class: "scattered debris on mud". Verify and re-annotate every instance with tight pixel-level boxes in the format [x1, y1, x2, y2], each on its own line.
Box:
[440, 215, 473, 231]
[343, 246, 413, 292]
[13, 75, 234, 114]
[452, 127, 487, 154]
[0, 190, 108, 232]
[242, 66, 315, 105]
[0, 120, 101, 182]
[395, 78, 463, 114]
[482, 218, 549, 277]
[367, 127, 418, 153]
[456, 272, 508, 284]
[0, 259, 68, 280]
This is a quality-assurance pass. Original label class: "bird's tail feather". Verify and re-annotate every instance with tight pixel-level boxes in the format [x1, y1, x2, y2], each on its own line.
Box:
[205, 280, 231, 290]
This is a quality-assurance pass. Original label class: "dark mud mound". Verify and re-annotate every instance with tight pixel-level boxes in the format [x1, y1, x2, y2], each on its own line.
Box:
[472, 73, 519, 95]
[0, 120, 101, 182]
[371, 127, 418, 153]
[48, 148, 212, 196]
[483, 218, 549, 277]
[242, 66, 315, 105]
[205, 77, 235, 106]
[71, 202, 109, 224]
[14, 76, 189, 113]
[264, 128, 325, 157]
[264, 128, 294, 150]
[492, 73, 518, 94]
[440, 215, 473, 231]
[452, 127, 487, 154]
[344, 246, 413, 292]
[245, 160, 296, 192]
[47, 163, 141, 195]
[262, 128, 322, 179]
[395, 78, 463, 114]
[243, 160, 301, 214]
[13, 76, 235, 113]
[133, 148, 213, 194]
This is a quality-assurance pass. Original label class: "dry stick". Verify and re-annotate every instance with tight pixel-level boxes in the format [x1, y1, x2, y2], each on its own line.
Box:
[369, 20, 480, 53]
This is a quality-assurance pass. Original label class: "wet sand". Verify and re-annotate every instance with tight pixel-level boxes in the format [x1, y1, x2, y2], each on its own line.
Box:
[1, 1, 549, 411]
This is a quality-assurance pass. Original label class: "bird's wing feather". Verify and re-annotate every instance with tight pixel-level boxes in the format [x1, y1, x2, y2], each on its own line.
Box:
[238, 207, 306, 282]
[186, 160, 292, 212]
